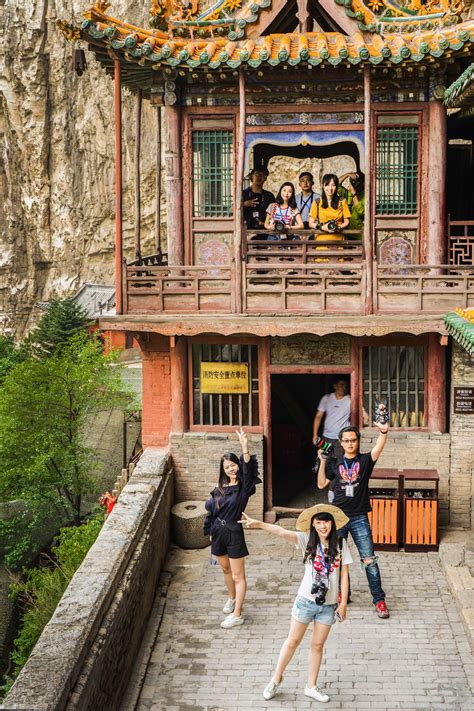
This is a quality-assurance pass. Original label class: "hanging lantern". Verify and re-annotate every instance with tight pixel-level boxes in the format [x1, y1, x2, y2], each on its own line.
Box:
[72, 48, 87, 76]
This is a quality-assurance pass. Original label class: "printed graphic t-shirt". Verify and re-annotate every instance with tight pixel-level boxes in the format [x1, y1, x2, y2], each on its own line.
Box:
[317, 392, 351, 439]
[266, 203, 300, 226]
[326, 451, 376, 516]
[294, 533, 353, 604]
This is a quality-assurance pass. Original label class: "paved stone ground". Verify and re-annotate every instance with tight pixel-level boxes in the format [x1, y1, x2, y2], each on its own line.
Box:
[125, 527, 474, 711]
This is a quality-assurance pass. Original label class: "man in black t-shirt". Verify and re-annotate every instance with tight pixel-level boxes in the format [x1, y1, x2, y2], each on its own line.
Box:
[317, 420, 390, 618]
[242, 167, 275, 230]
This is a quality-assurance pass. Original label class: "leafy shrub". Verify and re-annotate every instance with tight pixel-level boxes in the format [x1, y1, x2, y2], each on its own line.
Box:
[2, 513, 104, 692]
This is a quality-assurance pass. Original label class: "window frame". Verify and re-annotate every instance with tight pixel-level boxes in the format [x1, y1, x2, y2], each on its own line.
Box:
[358, 336, 429, 431]
[191, 127, 235, 219]
[373, 111, 422, 220]
[188, 336, 263, 432]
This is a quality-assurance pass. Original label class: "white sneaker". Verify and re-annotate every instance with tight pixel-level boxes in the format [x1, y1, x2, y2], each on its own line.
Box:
[304, 686, 330, 703]
[222, 598, 236, 614]
[220, 614, 244, 629]
[263, 677, 282, 700]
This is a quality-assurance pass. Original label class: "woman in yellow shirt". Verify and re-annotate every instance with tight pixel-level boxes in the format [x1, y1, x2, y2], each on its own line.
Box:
[308, 174, 350, 242]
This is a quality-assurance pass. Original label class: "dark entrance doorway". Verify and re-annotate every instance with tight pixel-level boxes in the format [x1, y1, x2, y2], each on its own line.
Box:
[271, 373, 350, 510]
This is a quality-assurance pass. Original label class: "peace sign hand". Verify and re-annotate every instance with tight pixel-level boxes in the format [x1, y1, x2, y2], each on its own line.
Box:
[235, 427, 249, 455]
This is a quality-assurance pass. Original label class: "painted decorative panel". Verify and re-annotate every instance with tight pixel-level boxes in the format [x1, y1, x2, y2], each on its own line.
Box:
[246, 112, 364, 126]
[377, 230, 417, 265]
[194, 233, 232, 265]
[270, 335, 351, 365]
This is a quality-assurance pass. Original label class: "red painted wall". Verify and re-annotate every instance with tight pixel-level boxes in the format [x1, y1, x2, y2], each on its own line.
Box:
[141, 335, 171, 447]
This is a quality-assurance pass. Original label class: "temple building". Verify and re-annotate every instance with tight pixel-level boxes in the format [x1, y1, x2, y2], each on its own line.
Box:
[59, 0, 474, 528]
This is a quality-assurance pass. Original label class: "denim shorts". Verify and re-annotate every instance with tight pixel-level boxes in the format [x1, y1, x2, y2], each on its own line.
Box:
[291, 596, 337, 626]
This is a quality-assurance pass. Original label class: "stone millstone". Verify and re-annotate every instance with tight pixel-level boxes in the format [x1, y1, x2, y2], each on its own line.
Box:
[171, 501, 210, 549]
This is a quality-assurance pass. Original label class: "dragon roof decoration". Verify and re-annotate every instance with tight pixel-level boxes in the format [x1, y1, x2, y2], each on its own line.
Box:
[144, 0, 468, 39]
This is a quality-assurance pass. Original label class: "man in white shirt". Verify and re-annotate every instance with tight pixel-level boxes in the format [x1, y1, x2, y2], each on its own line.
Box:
[312, 380, 351, 477]
[296, 172, 320, 228]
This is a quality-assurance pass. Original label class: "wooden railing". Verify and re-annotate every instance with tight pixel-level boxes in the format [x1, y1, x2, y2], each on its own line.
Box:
[123, 245, 473, 317]
[375, 264, 474, 313]
[244, 263, 365, 314]
[124, 264, 234, 314]
[244, 229, 363, 263]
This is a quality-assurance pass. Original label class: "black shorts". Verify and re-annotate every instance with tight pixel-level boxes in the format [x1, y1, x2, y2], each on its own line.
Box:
[211, 522, 249, 559]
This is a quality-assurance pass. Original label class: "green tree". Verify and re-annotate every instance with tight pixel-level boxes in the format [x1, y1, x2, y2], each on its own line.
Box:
[0, 332, 134, 567]
[0, 337, 28, 385]
[26, 298, 90, 358]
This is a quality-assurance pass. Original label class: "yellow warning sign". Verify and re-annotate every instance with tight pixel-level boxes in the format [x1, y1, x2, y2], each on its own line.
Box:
[200, 362, 249, 394]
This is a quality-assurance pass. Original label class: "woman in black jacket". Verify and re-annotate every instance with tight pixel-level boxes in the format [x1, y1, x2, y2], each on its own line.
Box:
[204, 428, 261, 629]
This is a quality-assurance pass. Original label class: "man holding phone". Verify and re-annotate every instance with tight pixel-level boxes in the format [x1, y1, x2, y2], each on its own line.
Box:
[316, 416, 390, 619]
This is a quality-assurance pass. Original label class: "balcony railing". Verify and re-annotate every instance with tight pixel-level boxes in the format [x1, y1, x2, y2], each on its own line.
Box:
[123, 233, 474, 317]
[124, 264, 234, 314]
[375, 263, 474, 313]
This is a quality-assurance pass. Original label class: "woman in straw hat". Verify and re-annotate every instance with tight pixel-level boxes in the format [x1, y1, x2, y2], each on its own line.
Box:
[239, 503, 352, 703]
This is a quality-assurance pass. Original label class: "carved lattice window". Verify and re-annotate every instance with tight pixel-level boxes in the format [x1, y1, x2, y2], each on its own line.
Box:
[376, 126, 418, 215]
[192, 130, 233, 218]
[362, 345, 425, 427]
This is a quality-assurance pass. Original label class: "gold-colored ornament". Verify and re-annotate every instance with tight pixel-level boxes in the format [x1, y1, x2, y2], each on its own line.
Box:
[56, 19, 81, 41]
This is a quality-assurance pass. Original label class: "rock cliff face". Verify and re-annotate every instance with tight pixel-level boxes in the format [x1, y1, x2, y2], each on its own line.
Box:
[0, 1, 163, 338]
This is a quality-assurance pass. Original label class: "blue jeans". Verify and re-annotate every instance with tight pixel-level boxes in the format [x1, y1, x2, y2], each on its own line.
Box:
[337, 513, 385, 605]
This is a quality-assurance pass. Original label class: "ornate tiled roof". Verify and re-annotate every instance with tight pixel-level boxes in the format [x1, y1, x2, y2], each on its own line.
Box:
[444, 61, 474, 106]
[149, 0, 467, 39]
[74, 6, 474, 69]
[444, 308, 474, 354]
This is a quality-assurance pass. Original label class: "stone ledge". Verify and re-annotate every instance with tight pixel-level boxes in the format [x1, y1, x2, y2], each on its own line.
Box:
[439, 532, 474, 653]
[1, 449, 173, 711]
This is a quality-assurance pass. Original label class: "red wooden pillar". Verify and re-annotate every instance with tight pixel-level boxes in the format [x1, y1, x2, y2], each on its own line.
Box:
[427, 101, 447, 265]
[170, 336, 188, 433]
[114, 60, 123, 313]
[363, 65, 373, 314]
[427, 333, 446, 433]
[164, 105, 184, 266]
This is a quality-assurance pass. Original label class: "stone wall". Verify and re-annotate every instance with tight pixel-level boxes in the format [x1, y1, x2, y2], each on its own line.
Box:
[170, 433, 265, 519]
[449, 343, 474, 529]
[360, 431, 451, 525]
[0, 1, 166, 339]
[1, 447, 173, 711]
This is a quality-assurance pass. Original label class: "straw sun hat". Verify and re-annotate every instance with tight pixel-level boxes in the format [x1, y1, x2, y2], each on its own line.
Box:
[296, 504, 349, 532]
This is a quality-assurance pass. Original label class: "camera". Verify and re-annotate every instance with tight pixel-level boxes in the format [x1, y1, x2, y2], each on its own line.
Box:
[311, 580, 328, 605]
[316, 438, 334, 459]
[350, 174, 364, 193]
[311, 438, 335, 474]
[273, 220, 286, 233]
[326, 220, 338, 233]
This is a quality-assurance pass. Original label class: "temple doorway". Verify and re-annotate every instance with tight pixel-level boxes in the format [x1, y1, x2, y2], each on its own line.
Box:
[270, 372, 351, 511]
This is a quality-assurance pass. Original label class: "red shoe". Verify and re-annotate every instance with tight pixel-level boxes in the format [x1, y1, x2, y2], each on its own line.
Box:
[375, 600, 390, 618]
